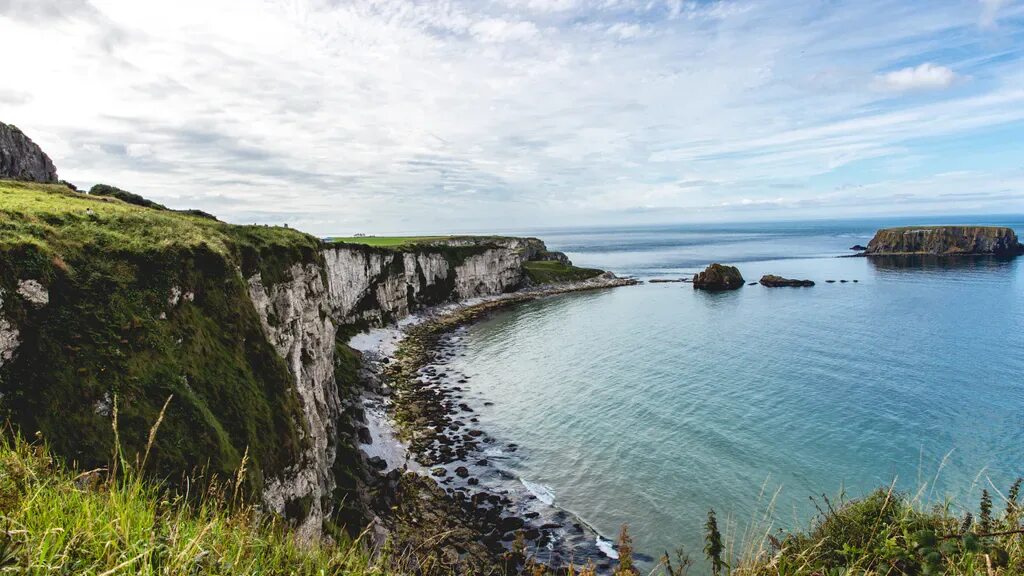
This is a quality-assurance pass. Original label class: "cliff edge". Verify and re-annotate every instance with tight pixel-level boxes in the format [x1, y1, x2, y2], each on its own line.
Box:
[864, 226, 1023, 257]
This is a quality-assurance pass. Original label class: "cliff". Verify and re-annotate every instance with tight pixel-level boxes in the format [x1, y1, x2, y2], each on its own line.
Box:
[0, 122, 58, 183]
[0, 179, 587, 539]
[864, 226, 1023, 256]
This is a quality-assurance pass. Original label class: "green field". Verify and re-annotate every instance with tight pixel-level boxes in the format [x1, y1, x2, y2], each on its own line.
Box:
[328, 235, 453, 247]
[523, 260, 603, 284]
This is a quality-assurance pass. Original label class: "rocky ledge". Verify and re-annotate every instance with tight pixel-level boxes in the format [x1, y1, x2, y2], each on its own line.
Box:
[0, 122, 58, 183]
[760, 274, 814, 287]
[693, 263, 744, 291]
[863, 226, 1023, 257]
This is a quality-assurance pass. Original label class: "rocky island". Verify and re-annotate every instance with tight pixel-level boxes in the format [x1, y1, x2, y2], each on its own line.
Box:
[863, 225, 1024, 256]
[692, 263, 745, 290]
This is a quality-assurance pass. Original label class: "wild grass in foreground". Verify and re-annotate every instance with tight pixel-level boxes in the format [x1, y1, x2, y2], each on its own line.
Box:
[683, 479, 1024, 576]
[0, 421, 389, 575]
[2, 394, 1022, 575]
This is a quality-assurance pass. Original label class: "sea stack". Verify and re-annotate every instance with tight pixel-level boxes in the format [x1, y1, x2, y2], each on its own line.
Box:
[863, 226, 1024, 256]
[693, 263, 744, 290]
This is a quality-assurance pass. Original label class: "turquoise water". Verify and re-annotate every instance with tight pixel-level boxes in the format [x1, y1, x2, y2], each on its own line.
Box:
[449, 218, 1024, 564]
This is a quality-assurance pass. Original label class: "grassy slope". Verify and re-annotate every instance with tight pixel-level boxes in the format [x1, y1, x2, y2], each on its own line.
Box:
[0, 434, 384, 575]
[523, 260, 603, 284]
[0, 181, 321, 497]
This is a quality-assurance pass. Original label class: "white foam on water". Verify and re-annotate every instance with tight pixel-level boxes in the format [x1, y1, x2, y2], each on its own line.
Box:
[596, 536, 618, 559]
[520, 479, 556, 506]
[484, 447, 504, 457]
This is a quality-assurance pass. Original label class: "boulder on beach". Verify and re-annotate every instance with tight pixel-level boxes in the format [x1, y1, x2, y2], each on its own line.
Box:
[693, 263, 744, 291]
[759, 274, 815, 287]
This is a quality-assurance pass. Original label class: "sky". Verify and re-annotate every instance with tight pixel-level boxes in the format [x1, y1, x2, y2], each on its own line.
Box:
[1, 0, 1023, 235]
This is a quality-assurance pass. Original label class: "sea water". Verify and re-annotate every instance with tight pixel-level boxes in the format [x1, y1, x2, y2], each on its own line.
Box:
[447, 216, 1024, 565]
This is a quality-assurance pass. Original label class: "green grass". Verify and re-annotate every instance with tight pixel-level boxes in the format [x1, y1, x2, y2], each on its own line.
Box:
[328, 236, 454, 247]
[0, 180, 324, 497]
[697, 481, 1024, 576]
[522, 260, 603, 284]
[0, 431, 392, 575]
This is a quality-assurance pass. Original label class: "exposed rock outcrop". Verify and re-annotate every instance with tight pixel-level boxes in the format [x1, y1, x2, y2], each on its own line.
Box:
[246, 263, 341, 542]
[0, 289, 20, 369]
[864, 226, 1023, 256]
[759, 274, 814, 287]
[693, 263, 744, 291]
[0, 122, 58, 183]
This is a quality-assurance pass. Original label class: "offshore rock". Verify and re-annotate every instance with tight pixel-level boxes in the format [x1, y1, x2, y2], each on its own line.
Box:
[693, 263, 744, 291]
[864, 226, 1023, 256]
[759, 274, 814, 287]
[0, 122, 58, 183]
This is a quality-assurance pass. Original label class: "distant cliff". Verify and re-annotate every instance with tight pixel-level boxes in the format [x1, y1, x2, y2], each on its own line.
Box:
[864, 226, 1023, 256]
[0, 122, 58, 183]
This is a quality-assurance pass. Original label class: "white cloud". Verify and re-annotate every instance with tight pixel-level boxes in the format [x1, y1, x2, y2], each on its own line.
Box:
[979, 0, 1011, 27]
[877, 63, 958, 91]
[0, 0, 1021, 232]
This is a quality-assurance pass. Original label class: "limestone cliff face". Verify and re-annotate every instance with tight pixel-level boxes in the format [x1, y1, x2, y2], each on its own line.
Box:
[246, 263, 340, 542]
[864, 226, 1023, 256]
[323, 240, 534, 325]
[0, 122, 58, 183]
[241, 237, 554, 537]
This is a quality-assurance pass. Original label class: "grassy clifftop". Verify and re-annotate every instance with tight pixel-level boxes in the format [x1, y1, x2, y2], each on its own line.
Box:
[0, 181, 321, 496]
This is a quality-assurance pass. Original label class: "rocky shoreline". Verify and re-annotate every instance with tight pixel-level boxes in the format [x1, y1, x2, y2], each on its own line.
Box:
[348, 274, 640, 573]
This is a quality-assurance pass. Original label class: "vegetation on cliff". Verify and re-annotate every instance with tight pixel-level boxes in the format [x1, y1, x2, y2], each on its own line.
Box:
[0, 181, 321, 496]
[523, 260, 603, 284]
[864, 226, 1023, 256]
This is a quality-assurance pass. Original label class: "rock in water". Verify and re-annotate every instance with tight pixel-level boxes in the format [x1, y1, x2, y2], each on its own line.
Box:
[850, 244, 867, 251]
[864, 226, 1024, 256]
[0, 122, 58, 183]
[693, 263, 744, 291]
[759, 274, 814, 287]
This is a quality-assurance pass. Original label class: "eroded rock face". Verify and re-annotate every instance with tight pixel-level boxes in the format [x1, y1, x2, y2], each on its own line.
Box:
[760, 274, 814, 287]
[0, 289, 20, 369]
[864, 226, 1024, 256]
[246, 263, 340, 542]
[323, 242, 530, 324]
[0, 122, 58, 183]
[693, 263, 744, 291]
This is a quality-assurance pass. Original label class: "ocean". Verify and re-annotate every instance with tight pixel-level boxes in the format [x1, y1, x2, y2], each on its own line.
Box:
[443, 216, 1024, 566]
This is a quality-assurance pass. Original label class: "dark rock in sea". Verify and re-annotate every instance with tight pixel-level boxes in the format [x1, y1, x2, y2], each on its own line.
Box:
[826, 280, 836, 283]
[693, 263, 744, 291]
[759, 274, 814, 287]
[367, 456, 387, 470]
[475, 459, 489, 466]
[0, 122, 58, 182]
[431, 467, 447, 477]
[850, 244, 868, 251]
[864, 226, 1024, 256]
[357, 426, 372, 444]
[523, 527, 541, 541]
[483, 401, 494, 406]
[467, 478, 479, 486]
[747, 282, 758, 286]
[649, 278, 686, 283]
[499, 516, 525, 532]
[454, 466, 470, 478]
[840, 279, 848, 283]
